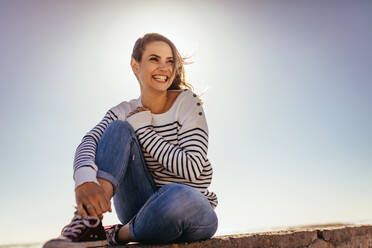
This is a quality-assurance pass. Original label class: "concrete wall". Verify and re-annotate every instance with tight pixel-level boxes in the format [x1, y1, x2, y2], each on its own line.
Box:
[119, 224, 372, 248]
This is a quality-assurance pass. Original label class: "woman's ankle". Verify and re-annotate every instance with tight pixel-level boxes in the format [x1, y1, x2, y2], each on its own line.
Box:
[117, 224, 132, 243]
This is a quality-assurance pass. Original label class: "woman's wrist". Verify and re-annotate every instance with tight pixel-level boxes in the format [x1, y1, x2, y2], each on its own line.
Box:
[73, 167, 99, 189]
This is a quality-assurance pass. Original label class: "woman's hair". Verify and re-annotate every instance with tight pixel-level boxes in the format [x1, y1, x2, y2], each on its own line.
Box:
[131, 33, 193, 91]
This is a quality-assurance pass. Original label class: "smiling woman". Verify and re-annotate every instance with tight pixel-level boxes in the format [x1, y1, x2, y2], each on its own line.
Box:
[43, 33, 218, 248]
[131, 41, 179, 107]
[131, 33, 192, 91]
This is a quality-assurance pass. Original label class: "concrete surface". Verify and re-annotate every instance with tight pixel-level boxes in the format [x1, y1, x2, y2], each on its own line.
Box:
[117, 224, 372, 248]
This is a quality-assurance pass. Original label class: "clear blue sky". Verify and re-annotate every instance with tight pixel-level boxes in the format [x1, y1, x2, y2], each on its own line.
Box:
[0, 0, 371, 245]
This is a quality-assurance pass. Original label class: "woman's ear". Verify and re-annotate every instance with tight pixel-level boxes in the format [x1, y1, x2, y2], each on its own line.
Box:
[130, 58, 140, 75]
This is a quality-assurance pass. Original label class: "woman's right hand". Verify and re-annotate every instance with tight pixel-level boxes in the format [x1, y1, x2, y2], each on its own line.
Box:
[75, 182, 112, 219]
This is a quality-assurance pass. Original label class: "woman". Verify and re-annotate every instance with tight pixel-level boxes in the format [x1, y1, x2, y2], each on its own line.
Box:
[44, 33, 218, 247]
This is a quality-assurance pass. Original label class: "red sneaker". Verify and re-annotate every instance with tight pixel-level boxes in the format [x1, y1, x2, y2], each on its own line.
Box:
[43, 211, 107, 248]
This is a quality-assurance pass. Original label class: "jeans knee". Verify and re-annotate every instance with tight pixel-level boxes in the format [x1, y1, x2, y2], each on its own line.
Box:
[106, 120, 134, 135]
[100, 120, 135, 142]
[96, 120, 135, 162]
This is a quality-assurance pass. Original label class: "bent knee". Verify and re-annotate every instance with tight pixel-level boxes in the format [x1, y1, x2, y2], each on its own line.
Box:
[103, 120, 135, 138]
[96, 120, 135, 161]
[107, 120, 133, 132]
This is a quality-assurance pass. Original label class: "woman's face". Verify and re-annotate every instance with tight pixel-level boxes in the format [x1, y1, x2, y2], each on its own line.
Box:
[132, 41, 175, 93]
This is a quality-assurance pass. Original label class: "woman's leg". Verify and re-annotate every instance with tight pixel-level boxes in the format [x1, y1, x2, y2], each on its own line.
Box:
[128, 183, 218, 244]
[95, 120, 157, 225]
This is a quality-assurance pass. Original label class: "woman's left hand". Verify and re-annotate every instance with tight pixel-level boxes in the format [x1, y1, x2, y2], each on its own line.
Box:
[126, 106, 150, 118]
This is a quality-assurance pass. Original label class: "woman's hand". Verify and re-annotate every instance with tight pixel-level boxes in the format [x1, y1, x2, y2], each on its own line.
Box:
[126, 106, 150, 118]
[75, 182, 112, 219]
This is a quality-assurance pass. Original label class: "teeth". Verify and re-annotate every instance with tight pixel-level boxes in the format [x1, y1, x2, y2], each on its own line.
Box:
[153, 75, 167, 81]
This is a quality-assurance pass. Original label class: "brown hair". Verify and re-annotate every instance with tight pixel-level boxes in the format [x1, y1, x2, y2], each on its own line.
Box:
[131, 33, 193, 91]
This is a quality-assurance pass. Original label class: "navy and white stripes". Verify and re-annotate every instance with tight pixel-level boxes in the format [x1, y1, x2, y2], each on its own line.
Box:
[73, 90, 218, 208]
[73, 110, 118, 172]
[134, 121, 217, 207]
[136, 125, 208, 182]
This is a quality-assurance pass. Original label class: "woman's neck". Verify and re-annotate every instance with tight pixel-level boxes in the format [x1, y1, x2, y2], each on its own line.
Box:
[140, 90, 169, 114]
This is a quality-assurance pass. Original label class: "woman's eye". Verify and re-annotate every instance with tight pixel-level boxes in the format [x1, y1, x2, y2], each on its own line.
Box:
[150, 57, 158, 61]
[168, 60, 174, 64]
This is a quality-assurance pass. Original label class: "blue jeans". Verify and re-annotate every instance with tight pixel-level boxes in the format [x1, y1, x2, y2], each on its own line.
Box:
[95, 120, 218, 243]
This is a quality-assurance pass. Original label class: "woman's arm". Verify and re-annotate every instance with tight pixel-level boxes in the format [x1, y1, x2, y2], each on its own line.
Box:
[73, 110, 118, 188]
[127, 95, 209, 183]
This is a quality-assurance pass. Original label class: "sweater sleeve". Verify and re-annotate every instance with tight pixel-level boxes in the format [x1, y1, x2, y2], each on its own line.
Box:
[73, 109, 119, 188]
[130, 93, 209, 183]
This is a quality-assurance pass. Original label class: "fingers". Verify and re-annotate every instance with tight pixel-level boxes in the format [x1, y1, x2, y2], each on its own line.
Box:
[77, 202, 99, 218]
[97, 195, 110, 215]
[105, 196, 112, 212]
[77, 203, 88, 217]
[104, 194, 112, 212]
[83, 196, 107, 217]
[85, 203, 99, 217]
[108, 201, 112, 212]
[75, 182, 112, 218]
[96, 184, 112, 213]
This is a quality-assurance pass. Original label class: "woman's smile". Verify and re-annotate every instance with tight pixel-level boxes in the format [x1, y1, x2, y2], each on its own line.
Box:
[131, 41, 175, 93]
[152, 74, 169, 83]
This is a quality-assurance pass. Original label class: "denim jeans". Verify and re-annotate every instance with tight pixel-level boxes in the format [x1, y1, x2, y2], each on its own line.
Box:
[95, 120, 218, 243]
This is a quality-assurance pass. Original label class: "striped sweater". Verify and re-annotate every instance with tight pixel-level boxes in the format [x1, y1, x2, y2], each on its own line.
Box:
[73, 89, 218, 208]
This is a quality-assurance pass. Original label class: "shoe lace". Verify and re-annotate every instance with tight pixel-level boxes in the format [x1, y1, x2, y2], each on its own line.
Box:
[105, 225, 122, 245]
[61, 212, 100, 238]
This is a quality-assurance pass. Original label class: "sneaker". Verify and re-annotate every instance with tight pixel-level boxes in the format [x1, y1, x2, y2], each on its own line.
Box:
[43, 211, 107, 248]
[104, 224, 126, 246]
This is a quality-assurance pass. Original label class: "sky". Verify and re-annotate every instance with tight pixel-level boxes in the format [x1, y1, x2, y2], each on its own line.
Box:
[0, 0, 371, 245]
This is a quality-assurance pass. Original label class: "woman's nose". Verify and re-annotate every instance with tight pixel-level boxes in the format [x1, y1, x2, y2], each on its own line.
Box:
[158, 61, 171, 69]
